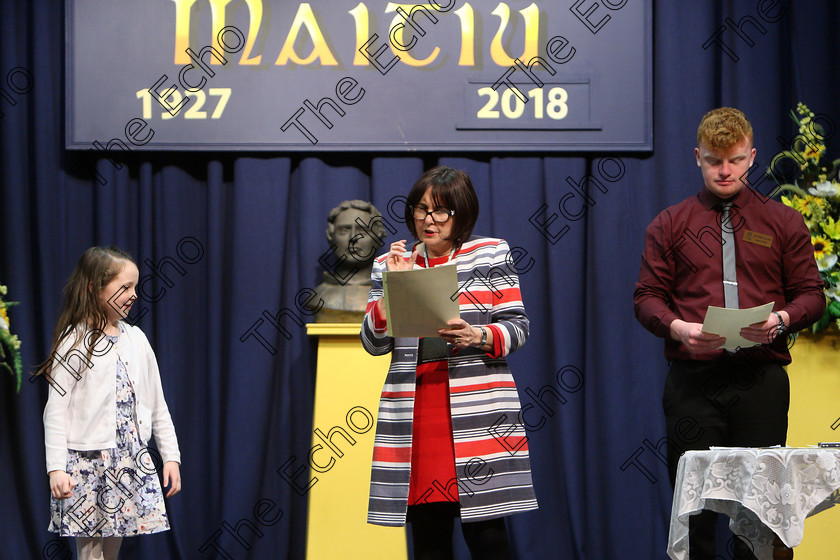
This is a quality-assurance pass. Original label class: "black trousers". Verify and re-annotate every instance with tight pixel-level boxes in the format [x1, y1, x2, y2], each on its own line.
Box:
[407, 503, 511, 560]
[663, 359, 789, 560]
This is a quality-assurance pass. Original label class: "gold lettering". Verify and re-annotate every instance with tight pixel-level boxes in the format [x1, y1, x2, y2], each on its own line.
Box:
[275, 3, 339, 65]
[207, 0, 235, 64]
[171, 0, 200, 64]
[454, 3, 475, 66]
[171, 0, 263, 65]
[349, 2, 370, 66]
[239, 0, 264, 64]
[169, 1, 543, 69]
[490, 2, 540, 67]
[385, 3, 440, 67]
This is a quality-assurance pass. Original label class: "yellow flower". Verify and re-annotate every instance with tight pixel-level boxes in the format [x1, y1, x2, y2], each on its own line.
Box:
[790, 197, 810, 216]
[823, 217, 840, 240]
[0, 305, 8, 328]
[807, 195, 826, 209]
[803, 144, 823, 161]
[812, 235, 835, 260]
[798, 140, 825, 169]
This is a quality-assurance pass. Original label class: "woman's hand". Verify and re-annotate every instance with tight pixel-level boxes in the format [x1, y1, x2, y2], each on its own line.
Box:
[439, 319, 489, 349]
[49, 470, 75, 500]
[377, 240, 419, 316]
[163, 461, 182, 498]
[385, 240, 418, 272]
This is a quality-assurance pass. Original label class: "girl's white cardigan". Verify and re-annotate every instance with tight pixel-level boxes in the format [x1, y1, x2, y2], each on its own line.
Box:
[43, 322, 180, 473]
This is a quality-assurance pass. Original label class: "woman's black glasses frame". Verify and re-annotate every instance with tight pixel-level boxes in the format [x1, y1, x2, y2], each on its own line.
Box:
[411, 205, 455, 223]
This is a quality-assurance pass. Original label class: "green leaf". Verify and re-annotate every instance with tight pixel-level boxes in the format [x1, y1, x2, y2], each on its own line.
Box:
[811, 310, 832, 333]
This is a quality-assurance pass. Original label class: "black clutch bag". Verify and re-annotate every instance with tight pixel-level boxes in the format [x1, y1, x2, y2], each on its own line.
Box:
[417, 337, 448, 363]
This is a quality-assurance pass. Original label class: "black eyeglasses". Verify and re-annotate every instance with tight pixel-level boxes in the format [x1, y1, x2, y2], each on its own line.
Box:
[411, 206, 455, 223]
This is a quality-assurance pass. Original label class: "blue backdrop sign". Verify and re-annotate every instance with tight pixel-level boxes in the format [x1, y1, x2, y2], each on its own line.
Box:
[66, 0, 652, 151]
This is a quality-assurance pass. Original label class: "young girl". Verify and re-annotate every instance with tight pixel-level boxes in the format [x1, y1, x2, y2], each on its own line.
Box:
[39, 246, 181, 560]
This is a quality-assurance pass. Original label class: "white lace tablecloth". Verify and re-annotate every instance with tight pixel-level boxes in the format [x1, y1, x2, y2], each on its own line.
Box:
[667, 448, 840, 560]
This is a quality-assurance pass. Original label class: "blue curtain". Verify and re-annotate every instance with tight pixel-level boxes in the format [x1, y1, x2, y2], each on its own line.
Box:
[2, 1, 838, 558]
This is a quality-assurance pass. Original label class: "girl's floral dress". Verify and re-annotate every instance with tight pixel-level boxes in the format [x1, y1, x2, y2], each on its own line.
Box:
[49, 333, 170, 536]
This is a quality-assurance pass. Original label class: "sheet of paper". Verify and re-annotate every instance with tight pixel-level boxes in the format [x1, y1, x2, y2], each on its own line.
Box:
[383, 264, 460, 337]
[701, 302, 774, 351]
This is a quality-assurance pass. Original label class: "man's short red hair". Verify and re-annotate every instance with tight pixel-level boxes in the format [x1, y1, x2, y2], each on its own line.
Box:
[697, 107, 753, 151]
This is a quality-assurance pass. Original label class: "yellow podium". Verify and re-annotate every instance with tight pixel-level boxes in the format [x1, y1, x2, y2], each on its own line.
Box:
[305, 323, 408, 560]
[786, 331, 840, 559]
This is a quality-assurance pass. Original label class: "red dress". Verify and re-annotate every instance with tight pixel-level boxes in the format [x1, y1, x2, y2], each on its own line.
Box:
[407, 253, 458, 505]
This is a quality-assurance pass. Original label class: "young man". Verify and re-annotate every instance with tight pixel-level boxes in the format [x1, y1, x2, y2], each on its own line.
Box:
[634, 107, 825, 558]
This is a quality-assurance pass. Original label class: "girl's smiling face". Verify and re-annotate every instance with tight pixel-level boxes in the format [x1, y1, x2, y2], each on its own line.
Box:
[99, 260, 139, 325]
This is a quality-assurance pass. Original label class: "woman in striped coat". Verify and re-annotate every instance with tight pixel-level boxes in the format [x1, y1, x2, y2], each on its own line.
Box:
[360, 166, 538, 559]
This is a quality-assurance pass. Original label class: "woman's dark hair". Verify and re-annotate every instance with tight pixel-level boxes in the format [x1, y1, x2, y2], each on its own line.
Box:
[405, 166, 479, 247]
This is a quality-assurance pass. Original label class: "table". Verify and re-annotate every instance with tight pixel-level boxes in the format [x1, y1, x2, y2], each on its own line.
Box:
[668, 448, 840, 560]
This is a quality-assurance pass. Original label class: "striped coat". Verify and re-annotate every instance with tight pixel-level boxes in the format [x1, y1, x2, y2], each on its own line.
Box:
[360, 236, 538, 526]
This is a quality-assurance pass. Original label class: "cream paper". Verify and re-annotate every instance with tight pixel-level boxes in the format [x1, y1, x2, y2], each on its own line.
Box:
[383, 264, 460, 337]
[701, 302, 775, 351]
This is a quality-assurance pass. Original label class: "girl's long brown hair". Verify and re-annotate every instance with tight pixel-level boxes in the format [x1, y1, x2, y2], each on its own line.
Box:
[35, 246, 135, 377]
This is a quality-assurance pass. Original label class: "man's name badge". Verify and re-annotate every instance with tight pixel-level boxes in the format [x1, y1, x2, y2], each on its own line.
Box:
[743, 229, 773, 247]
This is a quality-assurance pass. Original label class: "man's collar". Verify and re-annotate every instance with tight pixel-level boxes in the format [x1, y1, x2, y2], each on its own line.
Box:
[698, 185, 753, 209]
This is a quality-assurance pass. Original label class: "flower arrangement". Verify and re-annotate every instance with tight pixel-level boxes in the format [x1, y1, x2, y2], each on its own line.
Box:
[775, 103, 840, 332]
[0, 284, 22, 391]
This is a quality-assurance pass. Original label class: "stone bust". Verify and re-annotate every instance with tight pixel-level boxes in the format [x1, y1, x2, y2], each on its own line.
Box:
[313, 200, 387, 322]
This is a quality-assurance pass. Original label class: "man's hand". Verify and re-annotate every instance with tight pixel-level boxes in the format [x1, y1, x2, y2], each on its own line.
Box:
[741, 310, 789, 344]
[670, 319, 726, 353]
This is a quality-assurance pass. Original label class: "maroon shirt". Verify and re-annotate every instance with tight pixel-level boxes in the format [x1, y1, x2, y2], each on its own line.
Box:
[634, 186, 825, 363]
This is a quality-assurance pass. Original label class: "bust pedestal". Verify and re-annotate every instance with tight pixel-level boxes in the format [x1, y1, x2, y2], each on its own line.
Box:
[305, 323, 408, 560]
